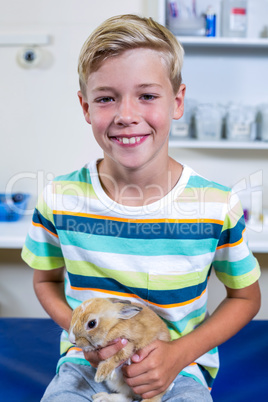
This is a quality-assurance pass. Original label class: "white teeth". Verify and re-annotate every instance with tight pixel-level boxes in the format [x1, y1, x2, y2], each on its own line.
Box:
[118, 136, 142, 144]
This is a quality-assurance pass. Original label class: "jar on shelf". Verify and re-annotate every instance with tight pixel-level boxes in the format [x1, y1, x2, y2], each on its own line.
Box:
[170, 98, 196, 140]
[226, 104, 256, 141]
[166, 0, 206, 36]
[194, 103, 224, 141]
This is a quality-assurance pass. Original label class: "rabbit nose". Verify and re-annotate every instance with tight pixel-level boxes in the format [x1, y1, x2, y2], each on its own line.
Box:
[68, 329, 76, 345]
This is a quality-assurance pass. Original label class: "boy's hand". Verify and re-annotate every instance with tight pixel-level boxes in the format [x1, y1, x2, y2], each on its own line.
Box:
[122, 340, 180, 399]
[83, 338, 128, 368]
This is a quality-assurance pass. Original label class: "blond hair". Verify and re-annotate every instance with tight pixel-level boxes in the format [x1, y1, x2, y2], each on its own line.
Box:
[78, 14, 184, 95]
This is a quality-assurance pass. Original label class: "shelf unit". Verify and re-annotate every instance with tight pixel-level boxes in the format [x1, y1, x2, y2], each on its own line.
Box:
[169, 140, 268, 149]
[159, 2, 268, 150]
[174, 36, 268, 48]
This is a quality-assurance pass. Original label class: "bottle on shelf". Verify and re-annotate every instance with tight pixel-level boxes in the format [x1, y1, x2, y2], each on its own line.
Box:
[221, 0, 248, 38]
[205, 6, 216, 37]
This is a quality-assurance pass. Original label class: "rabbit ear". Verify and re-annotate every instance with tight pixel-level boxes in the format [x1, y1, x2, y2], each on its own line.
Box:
[110, 298, 131, 305]
[117, 304, 143, 319]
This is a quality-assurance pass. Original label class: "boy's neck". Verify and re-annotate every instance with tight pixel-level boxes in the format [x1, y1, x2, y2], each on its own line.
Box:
[97, 157, 183, 207]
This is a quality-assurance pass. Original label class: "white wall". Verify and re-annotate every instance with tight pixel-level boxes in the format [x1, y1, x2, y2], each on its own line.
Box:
[0, 0, 267, 319]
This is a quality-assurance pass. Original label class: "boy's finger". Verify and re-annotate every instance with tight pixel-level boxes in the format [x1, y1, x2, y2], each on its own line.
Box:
[131, 341, 156, 363]
[97, 338, 128, 361]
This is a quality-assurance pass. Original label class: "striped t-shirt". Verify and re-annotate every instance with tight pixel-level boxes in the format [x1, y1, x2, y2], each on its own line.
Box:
[21, 159, 260, 390]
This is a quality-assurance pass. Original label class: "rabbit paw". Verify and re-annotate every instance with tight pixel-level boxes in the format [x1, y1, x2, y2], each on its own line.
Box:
[92, 393, 110, 402]
[95, 363, 113, 383]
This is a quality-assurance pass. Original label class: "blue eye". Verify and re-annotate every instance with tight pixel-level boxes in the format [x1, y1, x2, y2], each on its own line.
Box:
[97, 97, 114, 103]
[141, 94, 156, 101]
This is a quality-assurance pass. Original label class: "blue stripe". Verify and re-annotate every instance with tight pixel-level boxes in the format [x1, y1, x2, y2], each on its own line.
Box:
[213, 253, 256, 276]
[197, 364, 215, 388]
[59, 230, 219, 257]
[25, 234, 63, 258]
[55, 215, 223, 240]
[186, 176, 230, 192]
[54, 167, 91, 183]
[217, 216, 245, 248]
[67, 272, 208, 306]
[33, 208, 57, 235]
[166, 304, 207, 333]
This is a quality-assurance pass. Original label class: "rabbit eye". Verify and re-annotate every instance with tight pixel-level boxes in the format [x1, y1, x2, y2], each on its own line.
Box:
[87, 319, 97, 330]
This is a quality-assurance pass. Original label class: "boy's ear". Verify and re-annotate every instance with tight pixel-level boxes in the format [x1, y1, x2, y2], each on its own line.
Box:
[173, 84, 186, 120]
[78, 91, 91, 124]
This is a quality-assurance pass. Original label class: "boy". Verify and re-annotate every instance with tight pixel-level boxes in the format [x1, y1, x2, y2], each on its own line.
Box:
[22, 14, 261, 402]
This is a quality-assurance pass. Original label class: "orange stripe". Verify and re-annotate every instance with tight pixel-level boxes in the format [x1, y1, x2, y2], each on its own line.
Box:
[216, 227, 246, 250]
[53, 210, 223, 225]
[69, 287, 207, 309]
[32, 221, 59, 238]
[67, 346, 83, 353]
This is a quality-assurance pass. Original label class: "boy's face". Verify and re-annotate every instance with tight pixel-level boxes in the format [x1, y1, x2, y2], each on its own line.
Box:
[78, 48, 185, 171]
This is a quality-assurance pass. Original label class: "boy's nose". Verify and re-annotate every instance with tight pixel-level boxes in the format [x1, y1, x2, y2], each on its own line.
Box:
[114, 97, 140, 126]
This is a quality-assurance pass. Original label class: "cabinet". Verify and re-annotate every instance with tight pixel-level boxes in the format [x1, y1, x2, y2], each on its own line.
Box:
[158, 0, 268, 149]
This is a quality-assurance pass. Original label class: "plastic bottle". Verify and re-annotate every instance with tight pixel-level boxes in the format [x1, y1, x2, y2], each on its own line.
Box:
[221, 0, 248, 37]
[205, 6, 216, 37]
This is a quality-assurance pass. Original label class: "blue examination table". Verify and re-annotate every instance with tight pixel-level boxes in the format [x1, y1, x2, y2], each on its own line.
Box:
[0, 318, 267, 401]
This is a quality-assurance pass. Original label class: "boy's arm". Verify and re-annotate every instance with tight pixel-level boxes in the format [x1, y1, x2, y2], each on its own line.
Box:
[123, 280, 261, 399]
[33, 268, 73, 331]
[33, 268, 127, 365]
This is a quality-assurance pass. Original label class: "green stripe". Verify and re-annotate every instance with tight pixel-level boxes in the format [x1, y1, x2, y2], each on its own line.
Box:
[65, 259, 210, 290]
[222, 202, 244, 231]
[215, 263, 260, 289]
[178, 187, 229, 204]
[149, 264, 211, 290]
[21, 246, 64, 270]
[37, 193, 55, 225]
[53, 181, 97, 199]
[59, 231, 218, 257]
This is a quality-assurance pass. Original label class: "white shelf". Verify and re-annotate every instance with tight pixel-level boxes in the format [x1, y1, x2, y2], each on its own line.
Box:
[0, 214, 267, 253]
[169, 140, 268, 150]
[0, 215, 32, 249]
[177, 36, 268, 48]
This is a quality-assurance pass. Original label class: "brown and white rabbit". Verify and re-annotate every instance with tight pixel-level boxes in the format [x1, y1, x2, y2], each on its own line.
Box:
[69, 297, 171, 402]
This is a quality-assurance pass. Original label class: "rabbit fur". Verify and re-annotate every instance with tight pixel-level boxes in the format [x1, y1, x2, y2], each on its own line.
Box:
[69, 297, 171, 402]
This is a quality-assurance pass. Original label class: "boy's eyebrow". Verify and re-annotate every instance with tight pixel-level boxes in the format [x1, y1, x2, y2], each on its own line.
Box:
[92, 86, 115, 93]
[92, 83, 163, 93]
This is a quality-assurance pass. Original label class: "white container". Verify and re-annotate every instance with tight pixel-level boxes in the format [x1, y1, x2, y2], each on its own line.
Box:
[226, 104, 256, 141]
[166, 0, 206, 36]
[194, 104, 224, 141]
[221, 0, 248, 37]
[171, 99, 196, 139]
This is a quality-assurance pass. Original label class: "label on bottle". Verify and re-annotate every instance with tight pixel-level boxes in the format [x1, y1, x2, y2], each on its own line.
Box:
[230, 8, 247, 32]
[231, 123, 250, 138]
[172, 123, 189, 137]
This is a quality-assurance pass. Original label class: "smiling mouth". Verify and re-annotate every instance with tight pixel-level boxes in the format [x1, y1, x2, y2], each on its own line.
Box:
[110, 135, 149, 145]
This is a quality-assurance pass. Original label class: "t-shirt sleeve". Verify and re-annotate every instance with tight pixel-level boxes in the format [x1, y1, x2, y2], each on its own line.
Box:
[213, 190, 260, 289]
[21, 182, 65, 270]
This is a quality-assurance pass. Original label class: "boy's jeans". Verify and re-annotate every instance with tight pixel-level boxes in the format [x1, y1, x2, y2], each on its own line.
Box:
[41, 362, 213, 401]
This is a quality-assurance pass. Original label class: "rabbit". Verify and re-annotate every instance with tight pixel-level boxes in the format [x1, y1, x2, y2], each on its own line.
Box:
[69, 297, 172, 402]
